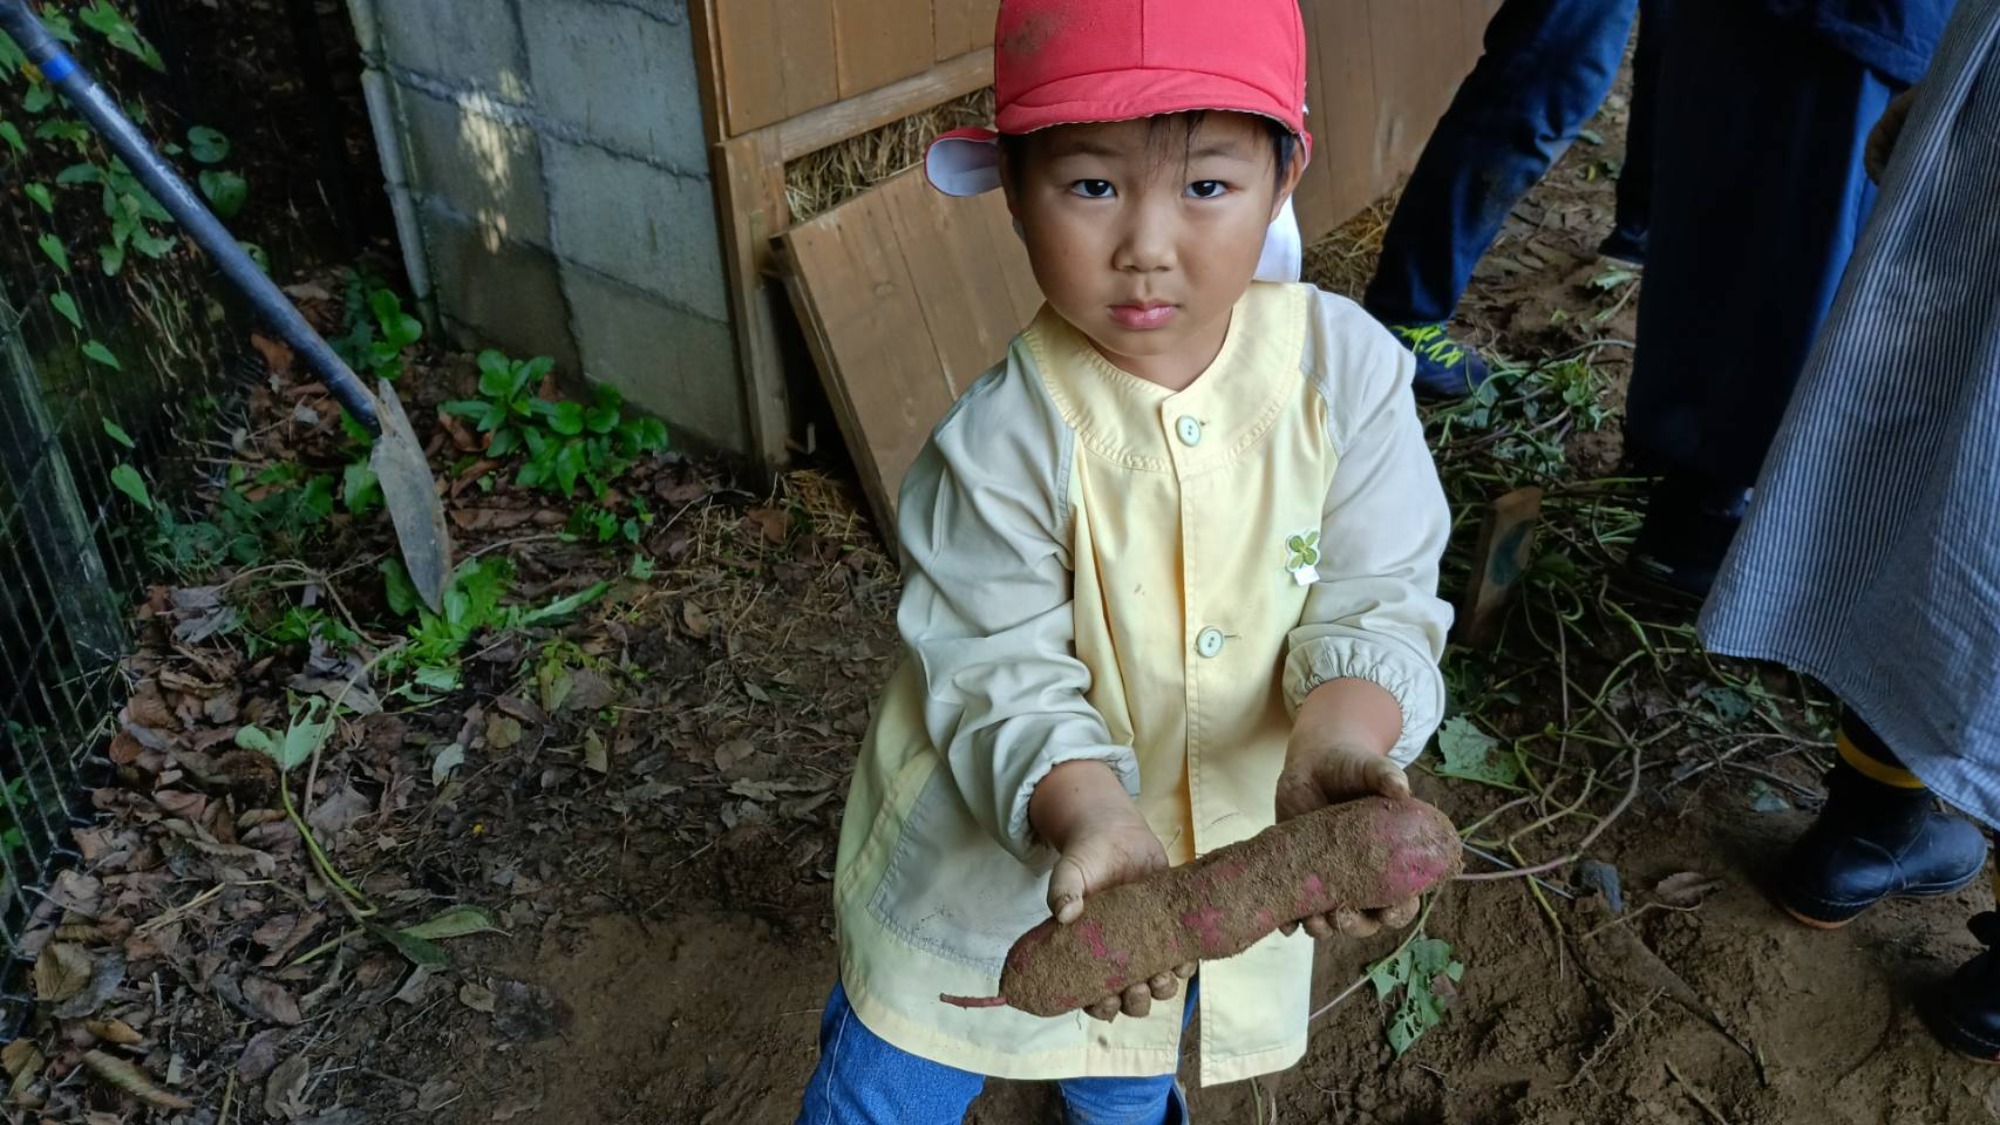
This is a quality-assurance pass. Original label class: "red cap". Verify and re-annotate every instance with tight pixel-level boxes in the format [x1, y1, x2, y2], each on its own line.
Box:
[927, 0, 1312, 197]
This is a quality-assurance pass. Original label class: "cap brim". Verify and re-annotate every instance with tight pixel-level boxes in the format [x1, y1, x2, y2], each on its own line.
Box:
[926, 127, 1003, 197]
[996, 69, 1310, 160]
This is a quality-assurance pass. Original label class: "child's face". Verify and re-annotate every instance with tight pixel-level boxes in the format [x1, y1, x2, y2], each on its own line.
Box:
[1003, 112, 1302, 389]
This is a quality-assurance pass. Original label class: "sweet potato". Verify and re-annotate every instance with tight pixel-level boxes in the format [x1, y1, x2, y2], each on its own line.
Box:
[943, 796, 1462, 1017]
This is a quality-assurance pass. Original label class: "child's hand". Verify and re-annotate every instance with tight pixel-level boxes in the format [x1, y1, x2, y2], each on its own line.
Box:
[1030, 761, 1196, 1022]
[1274, 679, 1423, 941]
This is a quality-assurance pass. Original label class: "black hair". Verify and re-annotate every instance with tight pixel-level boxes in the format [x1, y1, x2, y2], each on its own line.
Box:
[998, 111, 1299, 192]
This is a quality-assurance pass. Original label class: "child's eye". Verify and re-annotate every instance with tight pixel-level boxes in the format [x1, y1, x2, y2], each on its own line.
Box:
[1070, 180, 1115, 199]
[1187, 180, 1229, 200]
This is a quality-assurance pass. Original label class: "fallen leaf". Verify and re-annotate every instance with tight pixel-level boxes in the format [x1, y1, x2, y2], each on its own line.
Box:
[459, 982, 498, 1013]
[250, 334, 295, 378]
[263, 1053, 310, 1119]
[53, 951, 125, 1020]
[681, 602, 713, 639]
[83, 1018, 142, 1046]
[713, 740, 754, 773]
[242, 976, 304, 1025]
[419, 1079, 461, 1112]
[392, 961, 439, 1001]
[1655, 872, 1725, 909]
[432, 743, 466, 787]
[306, 784, 372, 839]
[746, 507, 790, 544]
[2, 1039, 43, 1079]
[563, 670, 617, 714]
[33, 943, 93, 1003]
[446, 508, 540, 528]
[486, 714, 523, 751]
[83, 1051, 192, 1111]
[583, 731, 608, 775]
[403, 904, 501, 941]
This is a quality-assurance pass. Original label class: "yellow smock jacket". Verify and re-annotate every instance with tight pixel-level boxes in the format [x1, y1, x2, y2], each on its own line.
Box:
[833, 282, 1453, 1087]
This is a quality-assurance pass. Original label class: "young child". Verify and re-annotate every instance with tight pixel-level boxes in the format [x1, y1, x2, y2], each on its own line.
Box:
[798, 2, 1453, 1121]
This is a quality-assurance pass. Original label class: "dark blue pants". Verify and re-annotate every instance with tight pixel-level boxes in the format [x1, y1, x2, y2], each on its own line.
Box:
[1624, 0, 1898, 489]
[1364, 0, 1666, 326]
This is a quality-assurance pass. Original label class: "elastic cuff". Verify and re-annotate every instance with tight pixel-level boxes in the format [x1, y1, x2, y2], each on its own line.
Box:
[1283, 636, 1444, 768]
[1004, 746, 1143, 860]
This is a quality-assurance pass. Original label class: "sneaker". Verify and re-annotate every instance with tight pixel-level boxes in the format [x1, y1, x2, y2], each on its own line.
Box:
[1386, 323, 1492, 400]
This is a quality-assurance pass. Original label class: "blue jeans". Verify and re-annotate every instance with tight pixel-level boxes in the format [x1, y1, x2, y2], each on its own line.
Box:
[1364, 0, 1668, 325]
[796, 983, 1193, 1125]
[1624, 0, 1898, 490]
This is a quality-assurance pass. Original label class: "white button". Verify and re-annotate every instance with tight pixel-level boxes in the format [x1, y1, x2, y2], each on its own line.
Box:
[1175, 416, 1202, 447]
[1195, 627, 1225, 658]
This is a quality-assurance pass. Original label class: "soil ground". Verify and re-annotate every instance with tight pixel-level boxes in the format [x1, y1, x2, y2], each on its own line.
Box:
[397, 74, 1999, 1125]
[22, 48, 2000, 1125]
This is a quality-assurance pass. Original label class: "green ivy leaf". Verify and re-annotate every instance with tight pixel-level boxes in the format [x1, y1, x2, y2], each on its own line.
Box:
[49, 291, 81, 330]
[98, 240, 126, 277]
[32, 117, 88, 147]
[80, 340, 120, 369]
[38, 233, 69, 274]
[109, 463, 151, 510]
[239, 242, 269, 272]
[401, 905, 501, 942]
[56, 162, 101, 185]
[23, 85, 54, 115]
[39, 12, 79, 47]
[1368, 936, 1465, 1057]
[0, 120, 24, 155]
[342, 460, 381, 516]
[102, 419, 135, 449]
[374, 922, 450, 968]
[23, 182, 53, 213]
[381, 558, 421, 618]
[1432, 717, 1521, 789]
[81, 2, 163, 71]
[197, 169, 247, 218]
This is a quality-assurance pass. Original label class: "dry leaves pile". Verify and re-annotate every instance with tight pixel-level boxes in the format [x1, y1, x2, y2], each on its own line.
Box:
[1, 281, 902, 1121]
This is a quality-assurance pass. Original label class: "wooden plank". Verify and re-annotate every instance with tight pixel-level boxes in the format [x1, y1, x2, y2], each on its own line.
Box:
[686, 0, 731, 147]
[935, 0, 999, 60]
[973, 193, 1043, 325]
[781, 170, 1032, 537]
[885, 175, 1028, 396]
[715, 130, 795, 467]
[713, 0, 786, 134]
[782, 0, 843, 121]
[834, 0, 934, 99]
[1298, 0, 1382, 240]
[1366, 0, 1467, 174]
[776, 48, 993, 161]
[1456, 488, 1542, 648]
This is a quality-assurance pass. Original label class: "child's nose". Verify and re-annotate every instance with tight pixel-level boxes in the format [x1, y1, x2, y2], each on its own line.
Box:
[1114, 202, 1179, 274]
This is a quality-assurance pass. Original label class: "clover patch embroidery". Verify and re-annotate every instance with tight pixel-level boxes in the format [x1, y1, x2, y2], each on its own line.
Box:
[1284, 530, 1321, 587]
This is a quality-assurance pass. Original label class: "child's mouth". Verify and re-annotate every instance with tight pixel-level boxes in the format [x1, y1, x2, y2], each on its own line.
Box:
[1108, 303, 1178, 331]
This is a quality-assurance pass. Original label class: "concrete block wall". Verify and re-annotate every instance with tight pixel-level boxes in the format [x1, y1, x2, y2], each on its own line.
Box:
[348, 0, 748, 453]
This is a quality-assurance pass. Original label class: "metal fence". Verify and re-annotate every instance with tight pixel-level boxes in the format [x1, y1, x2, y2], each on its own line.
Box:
[0, 0, 372, 1028]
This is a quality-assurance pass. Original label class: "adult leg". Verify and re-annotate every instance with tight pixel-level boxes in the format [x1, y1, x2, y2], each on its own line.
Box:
[796, 984, 987, 1125]
[1624, 0, 1894, 595]
[1601, 0, 1670, 260]
[1364, 0, 1641, 328]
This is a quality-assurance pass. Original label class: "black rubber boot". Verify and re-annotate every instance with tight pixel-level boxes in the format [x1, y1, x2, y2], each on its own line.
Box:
[1927, 912, 2000, 1063]
[1776, 760, 1987, 929]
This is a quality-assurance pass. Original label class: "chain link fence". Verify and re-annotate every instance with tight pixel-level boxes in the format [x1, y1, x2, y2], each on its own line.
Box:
[0, 0, 375, 1029]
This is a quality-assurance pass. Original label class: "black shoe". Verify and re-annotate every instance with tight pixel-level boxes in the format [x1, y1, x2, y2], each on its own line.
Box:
[1926, 913, 2000, 1063]
[1597, 228, 1648, 270]
[1626, 474, 1750, 600]
[1776, 764, 1987, 929]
